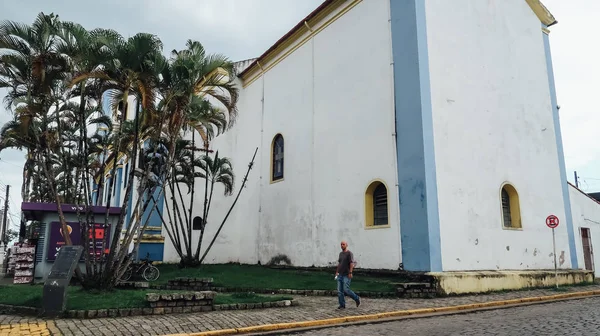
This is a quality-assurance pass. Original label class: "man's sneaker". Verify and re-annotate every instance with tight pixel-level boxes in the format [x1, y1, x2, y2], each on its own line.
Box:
[356, 297, 361, 307]
[337, 306, 345, 309]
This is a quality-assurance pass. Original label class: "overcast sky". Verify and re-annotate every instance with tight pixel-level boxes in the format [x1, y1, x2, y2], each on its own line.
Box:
[0, 0, 597, 232]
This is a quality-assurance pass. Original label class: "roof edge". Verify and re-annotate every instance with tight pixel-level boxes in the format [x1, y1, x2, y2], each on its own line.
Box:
[238, 0, 337, 79]
[239, 0, 558, 81]
[567, 182, 600, 206]
[526, 0, 558, 27]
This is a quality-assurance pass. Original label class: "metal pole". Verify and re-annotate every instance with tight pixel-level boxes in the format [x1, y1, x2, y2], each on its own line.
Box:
[135, 179, 142, 262]
[1, 185, 9, 245]
[0, 212, 3, 249]
[552, 227, 558, 288]
[574, 171, 579, 188]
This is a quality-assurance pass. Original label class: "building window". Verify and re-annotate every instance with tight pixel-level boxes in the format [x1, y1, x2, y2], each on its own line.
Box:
[124, 163, 129, 187]
[271, 134, 284, 182]
[113, 167, 121, 196]
[104, 176, 111, 204]
[365, 180, 389, 228]
[373, 184, 388, 225]
[193, 216, 203, 231]
[500, 183, 521, 229]
[501, 189, 512, 227]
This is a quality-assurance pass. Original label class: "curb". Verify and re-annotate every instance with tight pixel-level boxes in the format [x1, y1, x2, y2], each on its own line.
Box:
[0, 300, 298, 319]
[170, 289, 600, 336]
[149, 285, 400, 299]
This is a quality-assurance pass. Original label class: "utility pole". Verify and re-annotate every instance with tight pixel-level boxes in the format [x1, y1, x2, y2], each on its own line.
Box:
[574, 171, 579, 188]
[1, 185, 9, 246]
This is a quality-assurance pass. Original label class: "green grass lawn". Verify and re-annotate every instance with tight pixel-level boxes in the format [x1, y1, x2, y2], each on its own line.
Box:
[155, 264, 401, 293]
[0, 285, 291, 310]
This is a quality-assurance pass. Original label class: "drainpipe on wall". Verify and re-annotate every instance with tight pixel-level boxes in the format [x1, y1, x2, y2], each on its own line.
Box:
[256, 72, 266, 265]
[386, 0, 403, 270]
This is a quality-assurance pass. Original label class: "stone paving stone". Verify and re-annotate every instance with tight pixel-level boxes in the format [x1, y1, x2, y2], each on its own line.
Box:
[0, 322, 51, 336]
[288, 296, 600, 336]
[1, 284, 599, 335]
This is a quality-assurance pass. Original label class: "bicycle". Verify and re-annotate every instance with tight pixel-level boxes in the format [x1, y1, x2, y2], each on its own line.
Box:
[120, 253, 160, 282]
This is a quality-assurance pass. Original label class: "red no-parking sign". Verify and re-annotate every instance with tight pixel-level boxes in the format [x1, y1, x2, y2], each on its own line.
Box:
[546, 215, 559, 229]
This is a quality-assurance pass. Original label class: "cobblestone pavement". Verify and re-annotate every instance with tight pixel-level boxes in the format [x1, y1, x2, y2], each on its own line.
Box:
[287, 296, 600, 335]
[1, 284, 600, 335]
[0, 322, 50, 336]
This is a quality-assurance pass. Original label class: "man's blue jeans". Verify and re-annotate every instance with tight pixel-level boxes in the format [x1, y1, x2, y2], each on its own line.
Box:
[337, 275, 359, 307]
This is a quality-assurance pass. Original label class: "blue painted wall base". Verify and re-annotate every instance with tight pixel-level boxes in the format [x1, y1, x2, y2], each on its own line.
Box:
[138, 243, 164, 262]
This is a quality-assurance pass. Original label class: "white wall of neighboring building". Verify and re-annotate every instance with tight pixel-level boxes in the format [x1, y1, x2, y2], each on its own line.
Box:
[569, 184, 600, 276]
[425, 0, 572, 271]
[163, 0, 402, 269]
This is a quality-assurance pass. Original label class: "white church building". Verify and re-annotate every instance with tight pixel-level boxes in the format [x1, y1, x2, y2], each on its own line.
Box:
[103, 0, 600, 279]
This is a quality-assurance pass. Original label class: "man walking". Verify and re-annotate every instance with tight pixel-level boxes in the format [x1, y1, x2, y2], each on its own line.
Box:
[335, 240, 360, 309]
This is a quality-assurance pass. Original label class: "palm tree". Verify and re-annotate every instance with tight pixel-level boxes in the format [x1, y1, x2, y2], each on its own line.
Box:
[157, 40, 238, 138]
[150, 40, 239, 266]
[0, 12, 248, 284]
[193, 151, 234, 260]
[68, 32, 165, 283]
[166, 138, 196, 260]
[0, 12, 75, 245]
[0, 13, 67, 105]
[0, 114, 40, 200]
[57, 22, 121, 210]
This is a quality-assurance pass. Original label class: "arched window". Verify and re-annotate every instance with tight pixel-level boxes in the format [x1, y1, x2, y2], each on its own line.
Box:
[500, 183, 521, 229]
[271, 134, 284, 182]
[365, 180, 389, 228]
[193, 216, 203, 231]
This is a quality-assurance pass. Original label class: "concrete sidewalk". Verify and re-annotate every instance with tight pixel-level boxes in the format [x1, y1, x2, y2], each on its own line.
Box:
[1, 284, 600, 336]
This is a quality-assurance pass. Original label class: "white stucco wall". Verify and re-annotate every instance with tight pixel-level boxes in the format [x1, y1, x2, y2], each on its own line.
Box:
[569, 184, 600, 276]
[163, 0, 402, 269]
[425, 0, 572, 271]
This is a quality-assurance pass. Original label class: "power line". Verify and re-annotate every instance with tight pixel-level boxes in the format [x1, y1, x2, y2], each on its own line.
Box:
[9, 193, 19, 211]
[7, 216, 17, 232]
[0, 158, 23, 169]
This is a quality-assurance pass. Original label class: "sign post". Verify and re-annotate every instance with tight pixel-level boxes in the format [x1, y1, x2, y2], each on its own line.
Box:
[42, 245, 84, 317]
[0, 242, 5, 277]
[546, 214, 560, 288]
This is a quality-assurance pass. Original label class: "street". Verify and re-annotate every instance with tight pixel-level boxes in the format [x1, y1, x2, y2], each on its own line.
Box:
[286, 297, 600, 336]
[3, 286, 600, 335]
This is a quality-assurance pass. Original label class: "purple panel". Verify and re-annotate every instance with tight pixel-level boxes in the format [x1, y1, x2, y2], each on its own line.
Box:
[46, 222, 112, 261]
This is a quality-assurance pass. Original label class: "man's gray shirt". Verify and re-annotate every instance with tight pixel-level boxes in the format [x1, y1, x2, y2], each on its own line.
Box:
[338, 251, 355, 276]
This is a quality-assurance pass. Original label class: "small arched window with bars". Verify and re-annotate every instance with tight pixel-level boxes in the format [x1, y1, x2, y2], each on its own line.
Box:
[365, 180, 389, 228]
[500, 183, 522, 229]
[271, 134, 284, 182]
